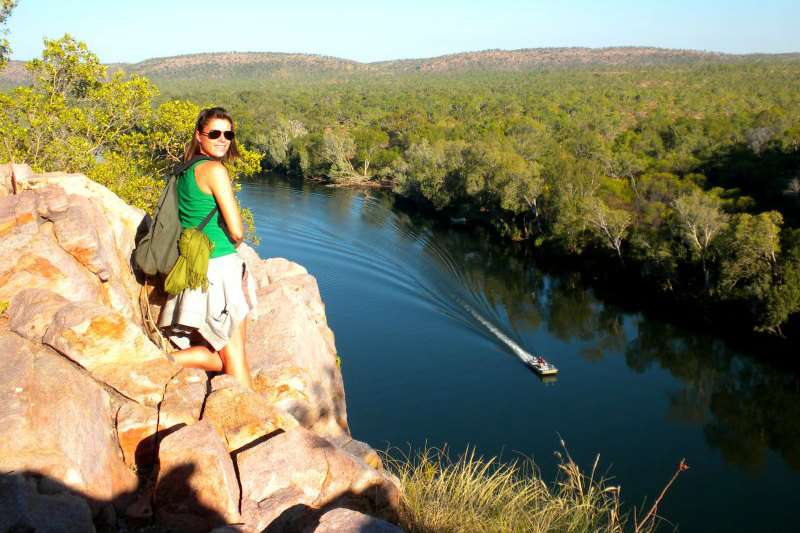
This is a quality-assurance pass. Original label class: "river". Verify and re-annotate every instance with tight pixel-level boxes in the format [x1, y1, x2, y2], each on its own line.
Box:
[241, 174, 800, 533]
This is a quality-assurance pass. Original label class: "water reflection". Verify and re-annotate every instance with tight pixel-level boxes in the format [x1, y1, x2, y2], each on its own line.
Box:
[244, 175, 800, 479]
[374, 191, 800, 474]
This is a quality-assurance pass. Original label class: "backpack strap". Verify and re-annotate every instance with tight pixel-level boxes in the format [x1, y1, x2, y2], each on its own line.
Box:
[174, 155, 213, 176]
[197, 205, 219, 231]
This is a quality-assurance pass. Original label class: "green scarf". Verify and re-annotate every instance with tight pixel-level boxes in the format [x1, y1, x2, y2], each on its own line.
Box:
[164, 228, 215, 295]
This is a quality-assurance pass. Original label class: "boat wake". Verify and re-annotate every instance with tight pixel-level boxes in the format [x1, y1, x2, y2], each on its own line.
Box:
[258, 186, 551, 373]
[455, 296, 540, 367]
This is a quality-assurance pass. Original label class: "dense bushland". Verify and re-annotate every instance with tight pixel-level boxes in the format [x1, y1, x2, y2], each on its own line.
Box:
[0, 35, 262, 240]
[3, 29, 799, 337]
[160, 62, 800, 337]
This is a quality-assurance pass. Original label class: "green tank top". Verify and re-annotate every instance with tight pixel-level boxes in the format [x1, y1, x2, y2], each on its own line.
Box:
[177, 160, 237, 258]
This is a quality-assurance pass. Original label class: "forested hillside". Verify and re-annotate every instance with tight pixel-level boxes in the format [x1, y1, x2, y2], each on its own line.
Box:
[3, 37, 799, 338]
[172, 61, 800, 338]
[5, 46, 800, 90]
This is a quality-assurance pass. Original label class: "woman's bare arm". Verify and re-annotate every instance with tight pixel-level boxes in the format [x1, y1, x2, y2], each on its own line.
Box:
[197, 161, 244, 244]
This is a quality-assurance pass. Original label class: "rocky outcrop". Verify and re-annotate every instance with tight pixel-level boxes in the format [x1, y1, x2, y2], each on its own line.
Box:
[202, 377, 299, 452]
[0, 165, 402, 532]
[154, 421, 242, 530]
[0, 331, 137, 512]
[237, 427, 400, 531]
[309, 508, 404, 533]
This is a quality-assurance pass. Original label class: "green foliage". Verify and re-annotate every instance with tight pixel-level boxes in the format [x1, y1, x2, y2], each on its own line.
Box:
[717, 212, 782, 300]
[0, 0, 16, 69]
[1, 35, 263, 241]
[11, 44, 792, 331]
[758, 231, 800, 334]
[160, 59, 800, 332]
[384, 444, 663, 533]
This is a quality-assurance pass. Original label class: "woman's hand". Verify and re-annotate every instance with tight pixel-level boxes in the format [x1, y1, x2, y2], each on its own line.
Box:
[197, 161, 244, 245]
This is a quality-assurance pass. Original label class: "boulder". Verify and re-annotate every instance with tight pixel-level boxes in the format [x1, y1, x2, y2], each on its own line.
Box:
[266, 269, 337, 356]
[0, 183, 142, 322]
[154, 420, 241, 531]
[51, 200, 114, 282]
[42, 302, 180, 406]
[202, 380, 298, 451]
[239, 243, 271, 291]
[0, 213, 104, 306]
[263, 256, 308, 284]
[0, 188, 38, 236]
[248, 278, 348, 439]
[237, 427, 400, 531]
[158, 367, 208, 434]
[332, 437, 385, 471]
[0, 162, 33, 196]
[25, 172, 144, 272]
[7, 288, 69, 342]
[116, 401, 159, 469]
[210, 373, 241, 391]
[0, 331, 137, 511]
[306, 508, 404, 533]
[48, 194, 140, 321]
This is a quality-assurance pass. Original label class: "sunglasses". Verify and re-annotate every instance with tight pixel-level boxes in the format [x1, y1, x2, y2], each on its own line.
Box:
[200, 129, 235, 140]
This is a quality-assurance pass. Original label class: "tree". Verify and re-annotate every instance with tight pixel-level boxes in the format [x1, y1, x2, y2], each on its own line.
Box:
[672, 189, 729, 289]
[321, 128, 360, 182]
[717, 212, 782, 301]
[0, 35, 263, 239]
[759, 238, 800, 335]
[584, 197, 632, 263]
[256, 117, 307, 169]
[546, 154, 601, 253]
[392, 139, 466, 210]
[352, 126, 388, 178]
[0, 0, 16, 69]
[0, 35, 156, 176]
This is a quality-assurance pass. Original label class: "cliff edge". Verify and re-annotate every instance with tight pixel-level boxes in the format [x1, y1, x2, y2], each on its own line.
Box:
[0, 164, 403, 532]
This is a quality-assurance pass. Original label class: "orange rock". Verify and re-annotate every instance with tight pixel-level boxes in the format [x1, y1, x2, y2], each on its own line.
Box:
[0, 332, 137, 514]
[43, 302, 180, 406]
[158, 368, 208, 434]
[202, 381, 298, 452]
[154, 420, 241, 531]
[237, 427, 400, 531]
[116, 401, 159, 469]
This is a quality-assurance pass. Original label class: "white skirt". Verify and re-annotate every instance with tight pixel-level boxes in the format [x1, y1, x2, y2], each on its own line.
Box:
[158, 252, 258, 351]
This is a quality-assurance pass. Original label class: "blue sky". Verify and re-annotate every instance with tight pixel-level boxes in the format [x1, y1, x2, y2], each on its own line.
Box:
[8, 0, 799, 64]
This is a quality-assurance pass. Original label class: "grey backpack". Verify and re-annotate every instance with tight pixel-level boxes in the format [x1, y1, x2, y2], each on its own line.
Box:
[134, 156, 214, 276]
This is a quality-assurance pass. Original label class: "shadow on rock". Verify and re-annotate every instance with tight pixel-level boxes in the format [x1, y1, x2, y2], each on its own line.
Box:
[0, 464, 228, 532]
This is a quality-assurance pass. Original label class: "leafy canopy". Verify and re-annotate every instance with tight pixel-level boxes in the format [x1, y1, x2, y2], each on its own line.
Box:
[0, 34, 262, 240]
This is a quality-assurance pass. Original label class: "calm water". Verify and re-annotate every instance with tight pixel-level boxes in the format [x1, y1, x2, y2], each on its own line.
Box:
[242, 175, 800, 533]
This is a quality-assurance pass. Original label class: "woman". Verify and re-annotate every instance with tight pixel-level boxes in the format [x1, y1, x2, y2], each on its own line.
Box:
[158, 107, 257, 389]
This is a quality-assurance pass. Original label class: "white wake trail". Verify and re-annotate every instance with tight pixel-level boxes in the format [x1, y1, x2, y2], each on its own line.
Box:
[457, 297, 538, 366]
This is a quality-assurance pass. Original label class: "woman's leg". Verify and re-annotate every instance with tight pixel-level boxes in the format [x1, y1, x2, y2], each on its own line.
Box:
[219, 318, 253, 389]
[171, 344, 223, 372]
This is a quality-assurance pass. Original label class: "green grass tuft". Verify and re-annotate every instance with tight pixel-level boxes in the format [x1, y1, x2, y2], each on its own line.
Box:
[383, 444, 665, 533]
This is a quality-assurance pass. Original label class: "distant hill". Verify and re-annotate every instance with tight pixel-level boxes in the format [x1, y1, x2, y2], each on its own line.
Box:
[3, 47, 799, 89]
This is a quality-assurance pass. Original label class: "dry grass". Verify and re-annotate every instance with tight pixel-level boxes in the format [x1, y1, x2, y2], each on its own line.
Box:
[383, 443, 671, 533]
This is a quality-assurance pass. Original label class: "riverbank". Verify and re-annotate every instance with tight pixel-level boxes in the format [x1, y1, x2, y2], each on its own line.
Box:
[390, 190, 800, 354]
[270, 171, 799, 357]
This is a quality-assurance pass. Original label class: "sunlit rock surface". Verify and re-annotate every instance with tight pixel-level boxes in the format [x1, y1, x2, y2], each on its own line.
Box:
[0, 165, 402, 531]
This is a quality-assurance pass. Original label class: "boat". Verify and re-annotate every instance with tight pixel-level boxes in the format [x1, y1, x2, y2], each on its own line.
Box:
[526, 356, 558, 376]
[450, 216, 467, 225]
